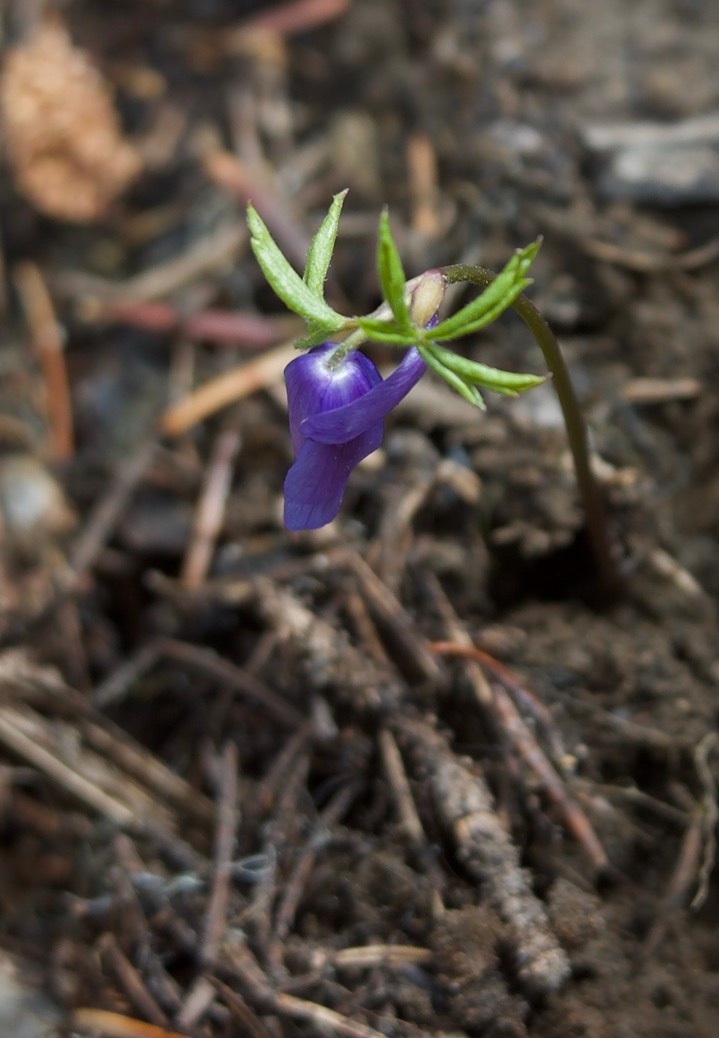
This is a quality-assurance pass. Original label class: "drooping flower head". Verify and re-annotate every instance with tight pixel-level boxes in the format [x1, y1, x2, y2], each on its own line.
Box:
[283, 344, 427, 530]
[282, 271, 449, 530]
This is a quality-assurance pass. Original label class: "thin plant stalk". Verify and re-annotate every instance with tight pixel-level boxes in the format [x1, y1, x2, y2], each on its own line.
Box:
[443, 264, 623, 603]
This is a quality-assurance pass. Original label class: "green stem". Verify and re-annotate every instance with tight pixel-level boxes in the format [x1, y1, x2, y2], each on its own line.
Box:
[327, 325, 369, 368]
[442, 264, 623, 603]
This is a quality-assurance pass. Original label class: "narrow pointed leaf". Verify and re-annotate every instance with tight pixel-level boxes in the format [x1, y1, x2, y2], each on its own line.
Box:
[303, 189, 348, 297]
[428, 240, 541, 341]
[417, 345, 486, 409]
[377, 210, 412, 332]
[427, 342, 545, 395]
[356, 317, 419, 346]
[463, 365, 545, 395]
[247, 203, 346, 329]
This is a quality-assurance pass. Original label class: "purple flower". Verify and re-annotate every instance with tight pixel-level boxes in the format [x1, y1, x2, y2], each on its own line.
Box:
[283, 343, 427, 530]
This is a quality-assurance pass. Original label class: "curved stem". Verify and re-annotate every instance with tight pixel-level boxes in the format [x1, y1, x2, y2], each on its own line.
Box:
[442, 264, 623, 603]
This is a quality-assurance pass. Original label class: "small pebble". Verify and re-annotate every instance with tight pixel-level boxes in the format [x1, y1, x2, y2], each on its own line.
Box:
[0, 454, 76, 548]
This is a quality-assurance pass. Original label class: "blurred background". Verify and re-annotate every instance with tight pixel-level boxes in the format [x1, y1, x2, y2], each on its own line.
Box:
[1, 3, 719, 1037]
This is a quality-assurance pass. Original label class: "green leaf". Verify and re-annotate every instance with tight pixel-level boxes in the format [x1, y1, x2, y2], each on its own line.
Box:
[356, 316, 419, 347]
[303, 189, 348, 297]
[417, 345, 486, 409]
[428, 240, 541, 341]
[427, 342, 545, 396]
[247, 203, 346, 330]
[377, 210, 412, 332]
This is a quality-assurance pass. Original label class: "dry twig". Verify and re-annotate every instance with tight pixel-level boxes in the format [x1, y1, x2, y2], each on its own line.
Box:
[14, 261, 74, 461]
[254, 580, 406, 717]
[158, 638, 303, 729]
[269, 782, 357, 970]
[70, 440, 158, 576]
[0, 650, 213, 840]
[425, 573, 611, 876]
[378, 727, 426, 846]
[235, 0, 351, 37]
[94, 302, 298, 349]
[55, 223, 247, 309]
[160, 342, 295, 438]
[342, 550, 446, 686]
[72, 1008, 189, 1038]
[406, 132, 442, 238]
[204, 149, 310, 273]
[256, 581, 570, 996]
[431, 642, 611, 875]
[181, 429, 241, 589]
[201, 741, 240, 965]
[272, 992, 391, 1038]
[97, 933, 169, 1029]
[394, 716, 571, 996]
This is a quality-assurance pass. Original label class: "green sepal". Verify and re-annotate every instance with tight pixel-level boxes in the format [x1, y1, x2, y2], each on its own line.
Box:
[417, 345, 486, 409]
[428, 239, 541, 341]
[247, 203, 346, 331]
[303, 189, 348, 298]
[377, 210, 413, 333]
[427, 342, 545, 396]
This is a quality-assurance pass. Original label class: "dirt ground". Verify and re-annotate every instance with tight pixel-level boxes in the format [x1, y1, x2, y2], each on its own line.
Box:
[1, 2, 719, 1036]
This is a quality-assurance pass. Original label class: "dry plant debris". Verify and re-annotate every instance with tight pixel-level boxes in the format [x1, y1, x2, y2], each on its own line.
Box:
[0, 19, 141, 222]
[1, 2, 719, 1036]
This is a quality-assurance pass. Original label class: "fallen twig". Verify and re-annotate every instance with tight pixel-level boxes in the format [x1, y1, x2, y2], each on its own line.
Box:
[378, 727, 426, 846]
[181, 429, 241, 589]
[72, 1008, 189, 1038]
[394, 715, 571, 996]
[70, 440, 158, 576]
[15, 260, 74, 460]
[160, 342, 295, 437]
[97, 933, 169, 1029]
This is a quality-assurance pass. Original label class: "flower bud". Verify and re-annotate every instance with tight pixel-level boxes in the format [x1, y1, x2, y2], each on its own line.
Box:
[409, 270, 446, 328]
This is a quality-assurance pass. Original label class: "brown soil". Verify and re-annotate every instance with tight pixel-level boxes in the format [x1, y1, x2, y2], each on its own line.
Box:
[1, 2, 718, 1037]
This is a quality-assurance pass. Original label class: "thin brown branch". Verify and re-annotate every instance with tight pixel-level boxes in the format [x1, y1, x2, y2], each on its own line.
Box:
[273, 992, 389, 1038]
[0, 707, 136, 827]
[181, 429, 241, 589]
[88, 300, 299, 349]
[55, 222, 246, 308]
[158, 638, 304, 729]
[394, 715, 570, 996]
[71, 1008, 189, 1038]
[97, 933, 169, 1028]
[203, 149, 310, 274]
[235, 0, 351, 37]
[378, 727, 426, 846]
[70, 440, 158, 576]
[201, 741, 240, 965]
[425, 570, 611, 876]
[160, 342, 294, 438]
[270, 782, 356, 959]
[14, 260, 74, 460]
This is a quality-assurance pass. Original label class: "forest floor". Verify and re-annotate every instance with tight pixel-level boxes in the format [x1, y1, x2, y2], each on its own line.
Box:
[1, 2, 719, 1036]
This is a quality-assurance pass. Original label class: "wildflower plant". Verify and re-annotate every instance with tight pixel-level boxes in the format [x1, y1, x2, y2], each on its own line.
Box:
[248, 191, 621, 598]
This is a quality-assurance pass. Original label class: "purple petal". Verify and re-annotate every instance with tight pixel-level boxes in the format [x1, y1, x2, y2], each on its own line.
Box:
[301, 347, 427, 445]
[284, 426, 383, 531]
[284, 345, 381, 453]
